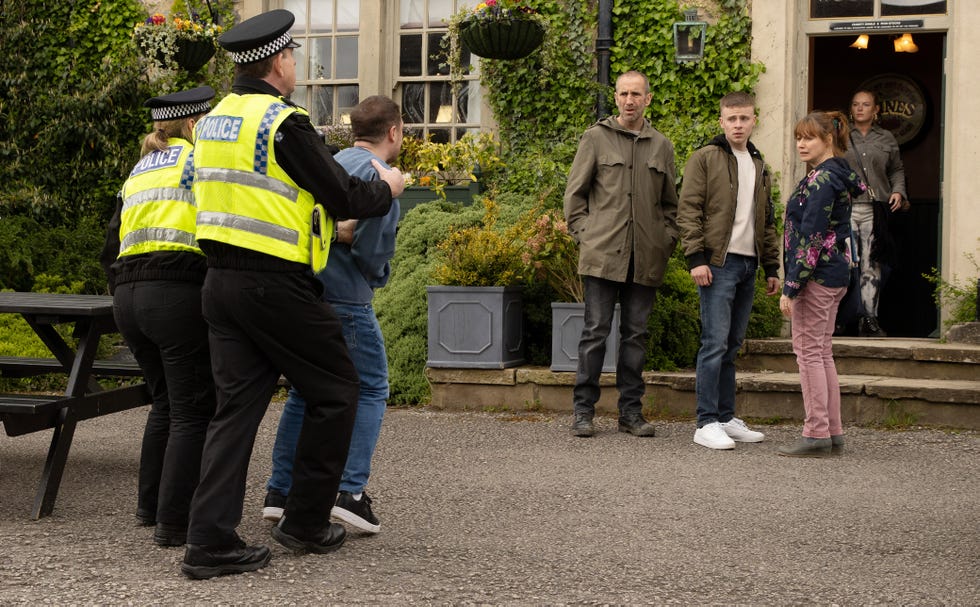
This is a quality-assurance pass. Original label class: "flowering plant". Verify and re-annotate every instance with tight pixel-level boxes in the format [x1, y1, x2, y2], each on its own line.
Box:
[520, 207, 582, 302]
[463, 0, 541, 23]
[133, 12, 223, 71]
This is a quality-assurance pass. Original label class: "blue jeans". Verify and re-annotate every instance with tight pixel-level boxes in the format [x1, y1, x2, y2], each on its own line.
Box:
[695, 254, 758, 427]
[572, 275, 657, 417]
[268, 303, 389, 496]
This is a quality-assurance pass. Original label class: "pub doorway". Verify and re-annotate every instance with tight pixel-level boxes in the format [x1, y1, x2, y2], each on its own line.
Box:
[810, 32, 944, 337]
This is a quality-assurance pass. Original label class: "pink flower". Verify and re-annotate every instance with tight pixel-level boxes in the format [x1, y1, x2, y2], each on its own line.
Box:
[806, 247, 820, 267]
[822, 231, 836, 250]
[487, 0, 497, 5]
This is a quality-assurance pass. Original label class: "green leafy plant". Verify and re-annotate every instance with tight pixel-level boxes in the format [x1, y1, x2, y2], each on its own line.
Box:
[923, 245, 979, 329]
[432, 196, 529, 286]
[400, 132, 503, 199]
[519, 203, 583, 302]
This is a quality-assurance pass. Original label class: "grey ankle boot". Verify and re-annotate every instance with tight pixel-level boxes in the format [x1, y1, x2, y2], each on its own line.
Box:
[831, 434, 845, 455]
[778, 436, 832, 458]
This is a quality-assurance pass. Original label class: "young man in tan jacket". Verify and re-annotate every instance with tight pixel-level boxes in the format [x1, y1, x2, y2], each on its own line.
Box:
[677, 92, 780, 450]
[563, 70, 679, 438]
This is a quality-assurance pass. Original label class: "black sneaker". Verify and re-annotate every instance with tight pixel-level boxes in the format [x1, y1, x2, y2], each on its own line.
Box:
[272, 518, 347, 553]
[262, 489, 287, 522]
[331, 491, 380, 534]
[571, 414, 595, 437]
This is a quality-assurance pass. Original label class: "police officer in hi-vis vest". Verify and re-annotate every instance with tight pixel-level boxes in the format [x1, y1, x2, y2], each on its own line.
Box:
[100, 86, 217, 550]
[180, 10, 404, 580]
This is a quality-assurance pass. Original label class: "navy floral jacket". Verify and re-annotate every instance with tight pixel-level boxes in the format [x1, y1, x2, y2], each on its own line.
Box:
[783, 156, 866, 298]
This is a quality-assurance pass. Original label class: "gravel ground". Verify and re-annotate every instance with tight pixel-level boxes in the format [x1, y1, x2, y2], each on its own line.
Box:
[1, 402, 978, 605]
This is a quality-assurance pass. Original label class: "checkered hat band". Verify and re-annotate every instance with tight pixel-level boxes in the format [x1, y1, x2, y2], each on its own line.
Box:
[231, 32, 293, 64]
[151, 101, 212, 121]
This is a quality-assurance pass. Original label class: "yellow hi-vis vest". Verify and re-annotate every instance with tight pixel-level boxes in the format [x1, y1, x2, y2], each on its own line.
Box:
[118, 137, 203, 258]
[192, 93, 333, 272]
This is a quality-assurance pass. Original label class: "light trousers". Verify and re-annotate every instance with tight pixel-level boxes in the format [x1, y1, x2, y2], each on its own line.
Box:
[791, 281, 846, 439]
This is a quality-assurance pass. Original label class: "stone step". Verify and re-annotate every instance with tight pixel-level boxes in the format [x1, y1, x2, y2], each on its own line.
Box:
[426, 366, 980, 430]
[739, 337, 980, 381]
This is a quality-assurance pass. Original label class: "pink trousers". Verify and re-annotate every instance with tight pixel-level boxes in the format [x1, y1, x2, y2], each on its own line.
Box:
[791, 281, 846, 439]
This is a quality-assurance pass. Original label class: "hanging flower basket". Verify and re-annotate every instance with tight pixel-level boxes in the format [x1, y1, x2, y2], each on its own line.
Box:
[459, 18, 544, 60]
[173, 38, 216, 72]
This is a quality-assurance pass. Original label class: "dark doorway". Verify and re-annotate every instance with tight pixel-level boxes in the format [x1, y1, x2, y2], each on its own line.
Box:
[810, 32, 944, 338]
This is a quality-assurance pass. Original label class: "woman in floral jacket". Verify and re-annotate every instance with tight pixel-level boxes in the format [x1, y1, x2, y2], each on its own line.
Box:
[778, 110, 866, 458]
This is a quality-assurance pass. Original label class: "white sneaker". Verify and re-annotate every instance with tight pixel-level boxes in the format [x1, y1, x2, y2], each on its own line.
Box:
[693, 422, 736, 450]
[720, 417, 765, 443]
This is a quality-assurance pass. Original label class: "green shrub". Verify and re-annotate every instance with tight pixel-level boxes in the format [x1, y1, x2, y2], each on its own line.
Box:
[924, 246, 980, 330]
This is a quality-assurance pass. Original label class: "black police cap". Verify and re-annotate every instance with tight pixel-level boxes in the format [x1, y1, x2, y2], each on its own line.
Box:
[218, 9, 301, 65]
[144, 85, 216, 121]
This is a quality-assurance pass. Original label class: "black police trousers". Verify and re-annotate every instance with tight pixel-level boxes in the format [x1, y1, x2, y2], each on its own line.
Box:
[187, 268, 359, 547]
[113, 279, 216, 528]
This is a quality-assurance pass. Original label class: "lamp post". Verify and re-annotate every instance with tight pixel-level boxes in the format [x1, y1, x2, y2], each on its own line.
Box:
[597, 0, 613, 118]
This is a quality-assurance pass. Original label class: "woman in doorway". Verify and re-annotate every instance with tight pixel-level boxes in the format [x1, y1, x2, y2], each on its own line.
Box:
[779, 110, 865, 458]
[845, 88, 908, 337]
[100, 86, 216, 546]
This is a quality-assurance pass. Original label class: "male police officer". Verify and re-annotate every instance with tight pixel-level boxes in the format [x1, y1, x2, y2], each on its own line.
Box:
[180, 10, 404, 579]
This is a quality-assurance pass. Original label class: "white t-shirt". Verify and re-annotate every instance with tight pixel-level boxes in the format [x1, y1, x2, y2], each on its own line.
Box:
[727, 148, 757, 257]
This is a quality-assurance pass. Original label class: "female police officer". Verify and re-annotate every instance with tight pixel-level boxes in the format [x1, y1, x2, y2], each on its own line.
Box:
[101, 85, 216, 548]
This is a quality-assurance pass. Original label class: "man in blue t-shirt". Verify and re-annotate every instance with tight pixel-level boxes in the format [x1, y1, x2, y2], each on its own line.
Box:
[263, 95, 403, 533]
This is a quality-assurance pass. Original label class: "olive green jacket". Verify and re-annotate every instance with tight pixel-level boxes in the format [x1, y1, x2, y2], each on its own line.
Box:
[677, 135, 780, 279]
[563, 116, 679, 287]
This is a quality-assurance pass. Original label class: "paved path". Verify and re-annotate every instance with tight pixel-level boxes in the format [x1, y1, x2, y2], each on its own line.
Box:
[1, 403, 978, 604]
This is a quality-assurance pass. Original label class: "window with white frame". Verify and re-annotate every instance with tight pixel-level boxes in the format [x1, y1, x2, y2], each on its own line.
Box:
[285, 0, 360, 126]
[398, 0, 481, 143]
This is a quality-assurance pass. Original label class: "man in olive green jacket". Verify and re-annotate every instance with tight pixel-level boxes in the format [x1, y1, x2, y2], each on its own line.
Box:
[677, 91, 780, 451]
[563, 70, 679, 438]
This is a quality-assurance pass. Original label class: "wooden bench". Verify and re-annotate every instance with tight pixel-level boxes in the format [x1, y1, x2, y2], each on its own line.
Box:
[0, 356, 143, 379]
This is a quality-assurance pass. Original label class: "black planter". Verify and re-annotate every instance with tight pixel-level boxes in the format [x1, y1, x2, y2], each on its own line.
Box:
[459, 19, 544, 60]
[173, 38, 216, 72]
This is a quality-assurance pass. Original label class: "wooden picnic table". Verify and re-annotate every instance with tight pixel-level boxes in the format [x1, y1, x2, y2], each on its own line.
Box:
[0, 292, 150, 519]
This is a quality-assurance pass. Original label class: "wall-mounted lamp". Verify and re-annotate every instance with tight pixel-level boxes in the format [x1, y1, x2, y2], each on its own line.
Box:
[435, 104, 453, 123]
[849, 34, 869, 49]
[673, 9, 708, 63]
[893, 32, 918, 53]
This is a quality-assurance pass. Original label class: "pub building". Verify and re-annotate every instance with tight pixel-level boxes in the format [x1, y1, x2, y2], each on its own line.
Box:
[224, 0, 973, 336]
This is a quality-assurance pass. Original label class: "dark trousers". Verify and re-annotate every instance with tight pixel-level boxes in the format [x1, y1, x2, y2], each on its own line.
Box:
[187, 268, 358, 546]
[113, 280, 215, 527]
[572, 274, 657, 417]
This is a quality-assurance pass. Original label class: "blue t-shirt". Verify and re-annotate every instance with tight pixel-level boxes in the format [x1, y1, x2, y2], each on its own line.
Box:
[318, 146, 400, 304]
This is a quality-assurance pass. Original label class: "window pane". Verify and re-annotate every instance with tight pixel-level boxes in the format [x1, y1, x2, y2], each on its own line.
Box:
[337, 85, 359, 123]
[294, 44, 309, 80]
[428, 0, 452, 27]
[403, 82, 425, 124]
[458, 80, 477, 123]
[285, 0, 308, 34]
[336, 37, 358, 78]
[310, 0, 334, 34]
[881, 0, 946, 15]
[810, 0, 873, 18]
[400, 34, 422, 76]
[313, 85, 334, 126]
[310, 37, 331, 80]
[427, 32, 448, 75]
[429, 81, 453, 123]
[401, 0, 424, 28]
[337, 0, 359, 31]
[291, 84, 308, 110]
[429, 128, 451, 144]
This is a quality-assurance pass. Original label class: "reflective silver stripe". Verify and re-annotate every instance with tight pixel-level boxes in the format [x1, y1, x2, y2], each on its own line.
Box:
[123, 187, 195, 211]
[197, 211, 299, 245]
[195, 167, 299, 203]
[120, 227, 198, 250]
